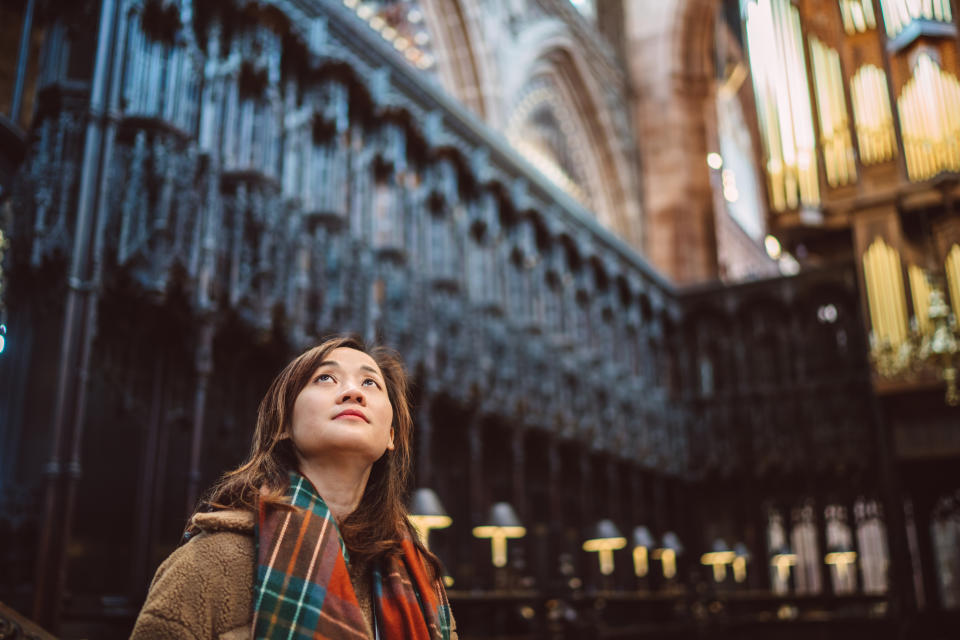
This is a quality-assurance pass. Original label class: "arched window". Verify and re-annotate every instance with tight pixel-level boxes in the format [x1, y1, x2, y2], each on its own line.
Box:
[855, 498, 890, 594]
[791, 502, 823, 594]
[825, 504, 857, 594]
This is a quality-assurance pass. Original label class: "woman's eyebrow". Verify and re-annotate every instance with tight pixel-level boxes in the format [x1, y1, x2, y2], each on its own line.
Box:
[359, 364, 383, 378]
[316, 360, 382, 378]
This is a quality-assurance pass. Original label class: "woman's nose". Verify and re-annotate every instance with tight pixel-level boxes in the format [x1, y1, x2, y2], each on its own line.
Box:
[339, 385, 366, 404]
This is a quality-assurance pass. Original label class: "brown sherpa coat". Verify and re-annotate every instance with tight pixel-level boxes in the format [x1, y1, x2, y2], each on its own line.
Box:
[131, 510, 257, 640]
[131, 510, 457, 640]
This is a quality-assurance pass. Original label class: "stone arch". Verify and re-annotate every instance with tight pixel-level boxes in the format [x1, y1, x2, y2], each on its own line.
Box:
[503, 26, 642, 249]
[418, 0, 498, 122]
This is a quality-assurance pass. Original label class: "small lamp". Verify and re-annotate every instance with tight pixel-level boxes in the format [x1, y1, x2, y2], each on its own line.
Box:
[732, 542, 751, 583]
[701, 538, 736, 582]
[582, 519, 627, 575]
[770, 545, 798, 582]
[472, 502, 526, 568]
[824, 542, 857, 580]
[652, 531, 683, 579]
[632, 526, 656, 577]
[408, 488, 452, 550]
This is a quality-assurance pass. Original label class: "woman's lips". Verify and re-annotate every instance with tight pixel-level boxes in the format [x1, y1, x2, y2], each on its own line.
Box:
[334, 410, 368, 422]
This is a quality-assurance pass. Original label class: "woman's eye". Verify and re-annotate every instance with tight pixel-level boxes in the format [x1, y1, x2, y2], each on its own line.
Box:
[362, 378, 380, 388]
[315, 373, 333, 383]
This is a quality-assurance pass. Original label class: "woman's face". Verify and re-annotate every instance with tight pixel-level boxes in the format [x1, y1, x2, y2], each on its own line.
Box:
[290, 347, 395, 466]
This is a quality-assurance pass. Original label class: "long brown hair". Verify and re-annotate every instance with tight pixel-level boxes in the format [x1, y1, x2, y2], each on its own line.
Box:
[197, 336, 437, 570]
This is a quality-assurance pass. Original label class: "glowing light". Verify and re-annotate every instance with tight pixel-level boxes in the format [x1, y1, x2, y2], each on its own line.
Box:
[473, 525, 526, 567]
[722, 169, 740, 202]
[817, 304, 839, 324]
[583, 536, 627, 576]
[633, 546, 649, 577]
[707, 152, 724, 170]
[732, 555, 748, 583]
[825, 551, 858, 581]
[771, 551, 798, 582]
[701, 550, 737, 582]
[651, 548, 677, 579]
[0, 325, 6, 355]
[409, 514, 452, 550]
[764, 234, 782, 260]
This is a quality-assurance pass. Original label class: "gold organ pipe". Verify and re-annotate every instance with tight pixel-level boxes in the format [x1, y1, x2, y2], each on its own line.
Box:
[864, 238, 909, 347]
[908, 265, 932, 335]
[850, 66, 897, 164]
[891, 243, 910, 344]
[810, 38, 857, 187]
[866, 241, 892, 344]
[864, 243, 886, 343]
[946, 245, 960, 321]
[880, 0, 954, 37]
[897, 55, 960, 182]
[745, 0, 820, 212]
[839, 0, 878, 34]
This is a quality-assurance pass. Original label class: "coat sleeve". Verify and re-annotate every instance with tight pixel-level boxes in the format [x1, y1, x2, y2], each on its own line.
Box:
[130, 531, 255, 640]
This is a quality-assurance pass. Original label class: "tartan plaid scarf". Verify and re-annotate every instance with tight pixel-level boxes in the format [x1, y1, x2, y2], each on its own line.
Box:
[253, 472, 453, 639]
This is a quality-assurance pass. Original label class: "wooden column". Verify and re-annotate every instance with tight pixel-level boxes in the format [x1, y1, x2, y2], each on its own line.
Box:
[185, 321, 214, 516]
[33, 0, 122, 627]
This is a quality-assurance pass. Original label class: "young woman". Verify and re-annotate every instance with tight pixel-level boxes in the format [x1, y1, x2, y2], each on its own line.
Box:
[131, 336, 456, 639]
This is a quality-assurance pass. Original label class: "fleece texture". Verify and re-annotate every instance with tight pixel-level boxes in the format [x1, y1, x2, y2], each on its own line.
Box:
[130, 510, 257, 640]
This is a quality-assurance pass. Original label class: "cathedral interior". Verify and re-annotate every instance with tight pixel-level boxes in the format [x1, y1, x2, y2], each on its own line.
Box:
[1, 0, 960, 638]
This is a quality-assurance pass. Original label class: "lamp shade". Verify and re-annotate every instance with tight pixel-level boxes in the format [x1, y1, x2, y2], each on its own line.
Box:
[701, 538, 736, 582]
[771, 544, 796, 558]
[659, 531, 684, 554]
[409, 488, 451, 521]
[713, 538, 732, 553]
[487, 502, 523, 528]
[733, 542, 750, 559]
[584, 519, 627, 546]
[632, 526, 655, 549]
[407, 488, 451, 550]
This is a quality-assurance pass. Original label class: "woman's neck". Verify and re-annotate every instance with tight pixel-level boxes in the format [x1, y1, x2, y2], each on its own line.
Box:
[297, 456, 372, 521]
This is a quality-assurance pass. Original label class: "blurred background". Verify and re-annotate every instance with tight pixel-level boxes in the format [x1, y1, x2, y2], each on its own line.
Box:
[1, 0, 959, 638]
